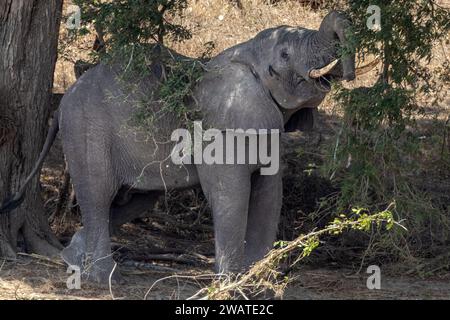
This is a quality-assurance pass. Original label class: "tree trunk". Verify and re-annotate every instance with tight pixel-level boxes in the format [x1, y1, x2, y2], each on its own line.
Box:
[0, 0, 63, 258]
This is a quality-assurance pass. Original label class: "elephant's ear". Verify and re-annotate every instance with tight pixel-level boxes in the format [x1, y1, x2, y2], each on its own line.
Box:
[284, 108, 316, 132]
[147, 43, 167, 82]
[194, 62, 284, 131]
[150, 61, 166, 82]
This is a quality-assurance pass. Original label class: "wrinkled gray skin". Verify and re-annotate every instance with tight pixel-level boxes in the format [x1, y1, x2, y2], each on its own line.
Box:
[15, 11, 356, 283]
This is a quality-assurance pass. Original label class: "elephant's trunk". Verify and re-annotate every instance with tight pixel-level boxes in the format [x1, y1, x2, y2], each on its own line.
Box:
[316, 11, 355, 81]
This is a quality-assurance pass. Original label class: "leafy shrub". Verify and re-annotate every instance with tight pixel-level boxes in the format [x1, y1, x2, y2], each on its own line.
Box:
[72, 0, 208, 132]
[321, 0, 450, 269]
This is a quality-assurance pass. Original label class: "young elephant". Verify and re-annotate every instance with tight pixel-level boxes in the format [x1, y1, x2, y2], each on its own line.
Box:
[1, 11, 356, 283]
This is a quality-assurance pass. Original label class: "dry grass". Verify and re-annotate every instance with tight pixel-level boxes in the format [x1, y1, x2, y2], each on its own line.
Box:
[169, 0, 324, 56]
[0, 255, 202, 300]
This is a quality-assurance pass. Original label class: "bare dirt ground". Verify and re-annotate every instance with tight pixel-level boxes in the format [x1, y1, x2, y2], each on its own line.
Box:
[1, 254, 450, 300]
[1, 0, 449, 300]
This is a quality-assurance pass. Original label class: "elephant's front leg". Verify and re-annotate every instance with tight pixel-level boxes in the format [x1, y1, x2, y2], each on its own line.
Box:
[196, 164, 251, 274]
[244, 172, 282, 268]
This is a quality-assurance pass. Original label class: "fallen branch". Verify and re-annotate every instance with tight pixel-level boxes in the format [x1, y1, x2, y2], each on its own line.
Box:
[141, 253, 212, 266]
[16, 252, 65, 267]
[150, 211, 213, 233]
[121, 260, 180, 273]
[193, 205, 404, 299]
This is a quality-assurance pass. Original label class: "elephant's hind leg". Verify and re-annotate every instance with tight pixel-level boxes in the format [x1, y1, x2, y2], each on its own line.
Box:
[244, 172, 282, 268]
[61, 145, 119, 284]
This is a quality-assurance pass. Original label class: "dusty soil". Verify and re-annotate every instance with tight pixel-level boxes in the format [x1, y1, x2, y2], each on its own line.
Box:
[1, 254, 449, 300]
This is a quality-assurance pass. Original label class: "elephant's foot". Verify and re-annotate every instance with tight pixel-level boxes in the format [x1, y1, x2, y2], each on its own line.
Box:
[61, 228, 124, 285]
[61, 228, 86, 268]
[214, 250, 246, 275]
[82, 254, 124, 285]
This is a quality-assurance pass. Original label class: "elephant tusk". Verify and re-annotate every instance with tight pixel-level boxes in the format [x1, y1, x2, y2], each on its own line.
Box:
[355, 58, 380, 76]
[309, 59, 339, 79]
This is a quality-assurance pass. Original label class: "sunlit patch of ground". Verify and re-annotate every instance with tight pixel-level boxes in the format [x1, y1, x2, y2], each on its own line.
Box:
[2, 255, 450, 300]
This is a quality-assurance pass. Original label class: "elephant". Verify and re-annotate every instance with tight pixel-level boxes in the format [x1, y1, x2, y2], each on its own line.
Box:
[0, 11, 358, 283]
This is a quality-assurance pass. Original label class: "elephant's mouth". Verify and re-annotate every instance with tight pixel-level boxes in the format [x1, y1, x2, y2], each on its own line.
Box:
[314, 74, 335, 92]
[309, 59, 342, 93]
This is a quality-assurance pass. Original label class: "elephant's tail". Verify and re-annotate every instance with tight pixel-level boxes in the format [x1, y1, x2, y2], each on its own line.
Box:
[0, 110, 60, 214]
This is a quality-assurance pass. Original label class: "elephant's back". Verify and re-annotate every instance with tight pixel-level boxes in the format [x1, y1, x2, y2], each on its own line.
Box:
[60, 64, 138, 126]
[58, 63, 195, 190]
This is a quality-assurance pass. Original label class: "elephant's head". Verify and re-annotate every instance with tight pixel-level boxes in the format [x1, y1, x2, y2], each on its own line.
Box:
[229, 11, 355, 131]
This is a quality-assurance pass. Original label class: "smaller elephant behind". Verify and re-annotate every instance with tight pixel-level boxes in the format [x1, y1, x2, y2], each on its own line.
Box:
[1, 11, 358, 284]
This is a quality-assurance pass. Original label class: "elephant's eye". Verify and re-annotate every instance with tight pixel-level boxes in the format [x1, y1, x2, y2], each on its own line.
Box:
[280, 50, 289, 60]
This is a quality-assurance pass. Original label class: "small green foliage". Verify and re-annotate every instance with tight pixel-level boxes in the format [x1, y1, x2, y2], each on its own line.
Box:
[274, 240, 289, 248]
[70, 0, 191, 78]
[71, 0, 210, 134]
[329, 207, 395, 235]
[300, 236, 320, 257]
[303, 163, 318, 176]
[129, 55, 206, 133]
[73, 0, 190, 45]
[158, 59, 205, 125]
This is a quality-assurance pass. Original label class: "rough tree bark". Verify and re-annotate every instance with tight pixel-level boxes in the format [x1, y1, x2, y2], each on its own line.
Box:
[0, 0, 63, 257]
